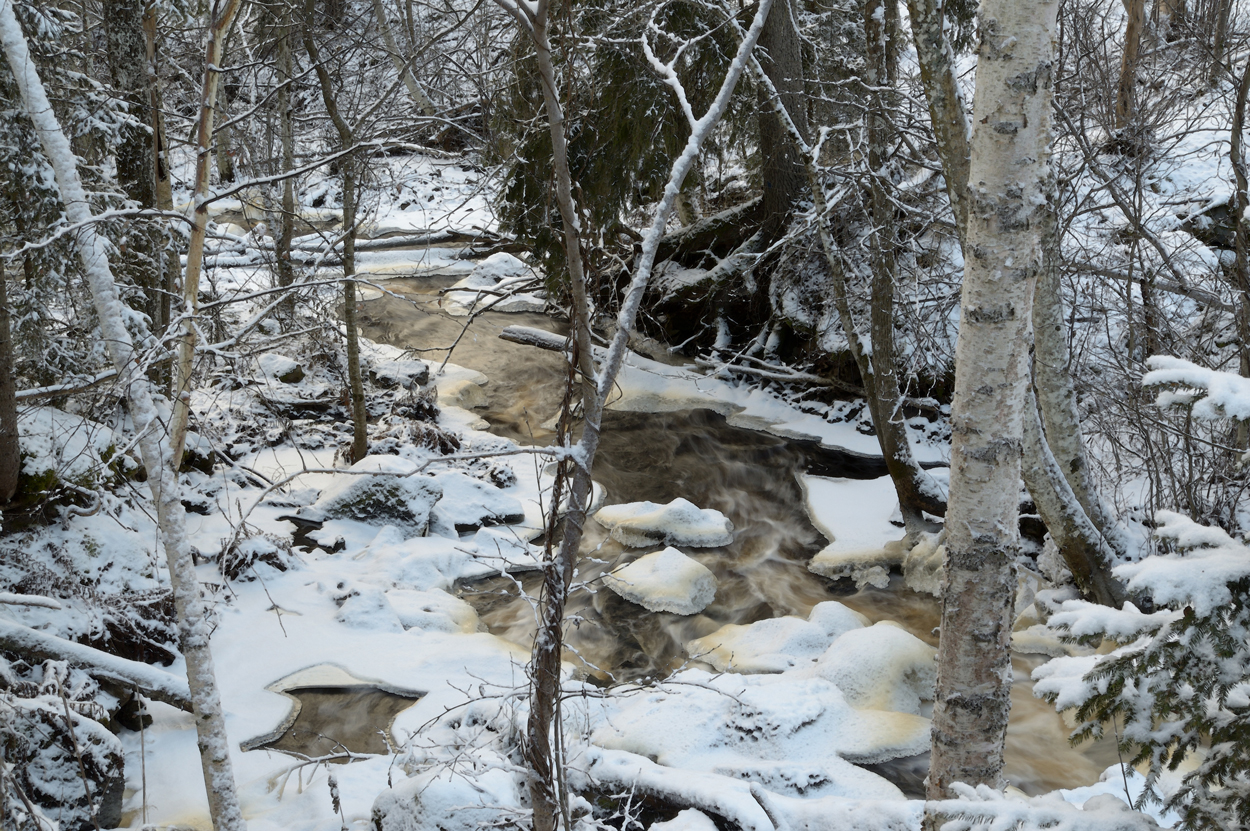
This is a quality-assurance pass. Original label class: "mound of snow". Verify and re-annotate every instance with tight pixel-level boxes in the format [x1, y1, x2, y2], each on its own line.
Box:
[372, 764, 521, 831]
[368, 358, 429, 389]
[686, 601, 868, 673]
[386, 589, 484, 634]
[430, 471, 525, 534]
[311, 456, 442, 538]
[602, 547, 717, 615]
[594, 498, 734, 548]
[814, 622, 936, 715]
[443, 252, 545, 316]
[803, 475, 909, 589]
[17, 407, 130, 489]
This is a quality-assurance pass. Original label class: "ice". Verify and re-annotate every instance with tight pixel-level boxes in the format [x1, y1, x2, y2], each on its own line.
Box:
[803, 475, 910, 589]
[602, 547, 717, 615]
[813, 623, 936, 715]
[594, 498, 734, 548]
[686, 601, 868, 673]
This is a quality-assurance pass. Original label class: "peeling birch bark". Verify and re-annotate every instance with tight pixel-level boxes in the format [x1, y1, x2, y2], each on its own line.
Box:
[0, 3, 245, 827]
[927, 0, 1059, 798]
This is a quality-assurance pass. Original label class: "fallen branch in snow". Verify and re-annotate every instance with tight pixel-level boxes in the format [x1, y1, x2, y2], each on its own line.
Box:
[0, 619, 191, 712]
[15, 370, 120, 402]
[0, 593, 62, 609]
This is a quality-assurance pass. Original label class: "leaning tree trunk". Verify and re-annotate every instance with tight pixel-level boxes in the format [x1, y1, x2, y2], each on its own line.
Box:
[303, 7, 369, 464]
[905, 0, 971, 233]
[371, 0, 438, 117]
[0, 264, 17, 505]
[755, 0, 807, 241]
[927, 0, 1059, 801]
[864, 0, 945, 533]
[0, 5, 246, 828]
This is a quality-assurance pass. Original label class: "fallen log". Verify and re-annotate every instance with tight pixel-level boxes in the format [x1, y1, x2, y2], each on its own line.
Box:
[0, 619, 192, 712]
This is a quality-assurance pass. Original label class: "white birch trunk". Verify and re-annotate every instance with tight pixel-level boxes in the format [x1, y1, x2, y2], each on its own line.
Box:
[0, 3, 246, 827]
[927, 0, 1058, 798]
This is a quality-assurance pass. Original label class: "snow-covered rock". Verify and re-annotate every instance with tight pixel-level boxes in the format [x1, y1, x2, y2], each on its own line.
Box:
[368, 358, 430, 389]
[443, 252, 546, 316]
[337, 588, 404, 633]
[602, 547, 717, 615]
[814, 622, 935, 715]
[257, 352, 305, 384]
[311, 456, 442, 538]
[594, 498, 734, 548]
[372, 764, 521, 831]
[386, 589, 484, 634]
[430, 471, 525, 534]
[686, 601, 868, 673]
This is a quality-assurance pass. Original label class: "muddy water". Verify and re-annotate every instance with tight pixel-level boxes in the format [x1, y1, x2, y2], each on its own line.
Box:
[358, 277, 1121, 796]
[262, 687, 422, 761]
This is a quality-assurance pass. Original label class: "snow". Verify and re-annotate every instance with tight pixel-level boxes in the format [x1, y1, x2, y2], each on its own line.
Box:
[686, 601, 869, 673]
[813, 623, 935, 715]
[602, 546, 718, 614]
[594, 498, 735, 548]
[1142, 354, 1250, 421]
[309, 456, 443, 538]
[442, 252, 546, 316]
[803, 475, 909, 588]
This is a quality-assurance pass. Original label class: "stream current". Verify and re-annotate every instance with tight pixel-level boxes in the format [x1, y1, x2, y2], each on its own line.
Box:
[357, 270, 1122, 798]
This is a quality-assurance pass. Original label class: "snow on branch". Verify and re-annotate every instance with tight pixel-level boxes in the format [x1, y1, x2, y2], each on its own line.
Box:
[1142, 355, 1250, 421]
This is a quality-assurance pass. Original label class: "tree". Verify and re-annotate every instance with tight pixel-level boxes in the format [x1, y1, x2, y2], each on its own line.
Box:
[927, 0, 1060, 800]
[0, 2, 246, 828]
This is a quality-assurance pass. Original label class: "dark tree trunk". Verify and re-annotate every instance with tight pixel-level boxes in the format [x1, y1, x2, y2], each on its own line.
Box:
[756, 0, 807, 241]
[0, 265, 18, 506]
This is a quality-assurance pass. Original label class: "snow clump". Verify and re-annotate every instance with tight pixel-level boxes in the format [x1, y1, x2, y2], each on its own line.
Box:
[594, 497, 734, 548]
[686, 601, 869, 673]
[602, 546, 717, 614]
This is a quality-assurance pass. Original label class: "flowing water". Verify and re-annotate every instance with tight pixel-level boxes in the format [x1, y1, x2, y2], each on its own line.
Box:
[355, 272, 1123, 796]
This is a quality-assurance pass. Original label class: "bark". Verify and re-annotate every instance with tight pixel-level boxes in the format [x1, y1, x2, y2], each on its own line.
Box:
[0, 5, 246, 828]
[927, 0, 1058, 799]
[1021, 388, 1125, 606]
[755, 0, 807, 241]
[371, 0, 438, 117]
[865, 0, 944, 533]
[103, 0, 164, 336]
[0, 263, 17, 505]
[302, 4, 369, 463]
[906, 0, 971, 234]
[145, 3, 175, 351]
[491, 1, 775, 826]
[1211, 0, 1232, 82]
[1231, 56, 1250, 449]
[1115, 0, 1145, 133]
[1035, 211, 1130, 561]
[170, 0, 245, 473]
[276, 11, 296, 322]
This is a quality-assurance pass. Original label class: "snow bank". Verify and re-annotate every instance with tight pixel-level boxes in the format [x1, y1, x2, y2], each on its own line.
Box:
[686, 601, 868, 673]
[594, 498, 734, 548]
[443, 252, 546, 316]
[602, 547, 717, 615]
[371, 761, 522, 831]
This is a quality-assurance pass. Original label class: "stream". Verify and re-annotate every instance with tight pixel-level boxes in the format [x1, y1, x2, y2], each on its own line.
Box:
[347, 269, 1122, 797]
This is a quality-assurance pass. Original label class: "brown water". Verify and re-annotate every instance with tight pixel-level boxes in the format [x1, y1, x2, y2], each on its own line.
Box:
[261, 687, 422, 761]
[358, 276, 1123, 797]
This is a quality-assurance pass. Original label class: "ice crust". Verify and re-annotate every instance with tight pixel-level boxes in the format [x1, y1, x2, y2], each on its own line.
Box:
[602, 546, 717, 614]
[594, 498, 734, 548]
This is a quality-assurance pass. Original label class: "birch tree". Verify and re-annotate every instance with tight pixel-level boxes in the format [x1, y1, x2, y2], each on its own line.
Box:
[489, 1, 774, 826]
[0, 2, 246, 827]
[927, 0, 1060, 797]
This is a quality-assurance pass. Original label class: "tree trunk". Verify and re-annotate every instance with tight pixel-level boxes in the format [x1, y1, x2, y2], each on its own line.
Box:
[0, 264, 17, 506]
[371, 0, 438, 117]
[865, 0, 945, 533]
[170, 0, 245, 473]
[1115, 0, 1145, 134]
[103, 0, 163, 337]
[756, 0, 806, 241]
[927, 0, 1059, 800]
[145, 2, 175, 355]
[302, 2, 370, 464]
[276, 11, 296, 323]
[1231, 56, 1250, 447]
[906, 0, 971, 234]
[0, 7, 246, 828]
